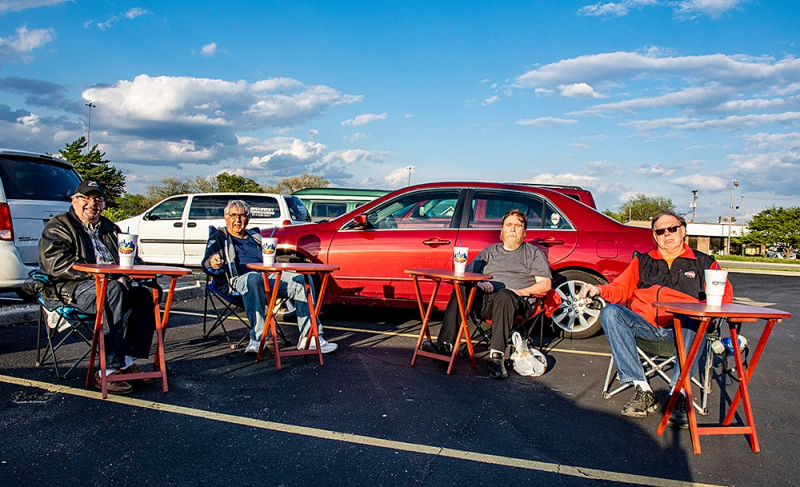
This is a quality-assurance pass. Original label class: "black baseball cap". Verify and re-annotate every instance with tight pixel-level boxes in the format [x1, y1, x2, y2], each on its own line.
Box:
[72, 180, 105, 197]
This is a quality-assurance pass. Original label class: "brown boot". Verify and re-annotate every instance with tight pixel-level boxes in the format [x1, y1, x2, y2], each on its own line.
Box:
[94, 370, 134, 395]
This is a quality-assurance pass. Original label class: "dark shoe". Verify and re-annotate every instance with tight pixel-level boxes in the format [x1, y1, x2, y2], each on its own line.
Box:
[487, 352, 508, 380]
[120, 363, 156, 384]
[421, 340, 451, 356]
[621, 386, 658, 417]
[94, 370, 133, 395]
[667, 395, 689, 429]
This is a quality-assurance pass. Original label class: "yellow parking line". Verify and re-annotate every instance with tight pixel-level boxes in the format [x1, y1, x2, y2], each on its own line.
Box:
[173, 310, 611, 357]
[0, 374, 721, 487]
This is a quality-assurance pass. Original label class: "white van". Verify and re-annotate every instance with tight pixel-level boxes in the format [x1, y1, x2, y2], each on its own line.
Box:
[117, 192, 310, 266]
[0, 149, 82, 297]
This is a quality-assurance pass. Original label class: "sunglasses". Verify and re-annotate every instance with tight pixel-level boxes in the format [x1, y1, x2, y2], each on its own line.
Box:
[654, 225, 681, 236]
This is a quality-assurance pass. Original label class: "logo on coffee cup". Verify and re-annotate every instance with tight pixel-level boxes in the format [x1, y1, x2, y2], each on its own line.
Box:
[119, 241, 135, 255]
[262, 242, 276, 255]
[454, 252, 467, 263]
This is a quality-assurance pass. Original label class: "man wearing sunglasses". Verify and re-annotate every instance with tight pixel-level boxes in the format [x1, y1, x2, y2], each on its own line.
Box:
[579, 210, 732, 427]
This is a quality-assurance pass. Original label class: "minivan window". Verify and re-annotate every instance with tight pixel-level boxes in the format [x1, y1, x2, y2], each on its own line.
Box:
[311, 202, 347, 219]
[148, 196, 187, 220]
[188, 195, 236, 219]
[284, 196, 309, 222]
[0, 156, 81, 201]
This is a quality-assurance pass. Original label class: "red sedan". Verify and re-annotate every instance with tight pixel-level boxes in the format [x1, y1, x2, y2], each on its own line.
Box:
[267, 182, 654, 338]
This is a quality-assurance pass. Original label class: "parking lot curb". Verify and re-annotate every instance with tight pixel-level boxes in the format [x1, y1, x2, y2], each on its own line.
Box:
[0, 281, 205, 327]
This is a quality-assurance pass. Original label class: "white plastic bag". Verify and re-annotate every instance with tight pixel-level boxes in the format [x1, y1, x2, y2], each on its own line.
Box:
[510, 332, 547, 377]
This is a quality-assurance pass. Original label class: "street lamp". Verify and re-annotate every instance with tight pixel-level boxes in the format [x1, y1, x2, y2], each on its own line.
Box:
[726, 180, 739, 255]
[405, 166, 414, 186]
[85, 102, 96, 151]
[740, 195, 746, 256]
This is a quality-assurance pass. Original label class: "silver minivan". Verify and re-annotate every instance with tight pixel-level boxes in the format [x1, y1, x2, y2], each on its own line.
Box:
[0, 149, 82, 297]
[117, 192, 311, 266]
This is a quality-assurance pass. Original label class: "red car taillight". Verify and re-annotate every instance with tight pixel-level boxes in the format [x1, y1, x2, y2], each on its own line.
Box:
[282, 220, 292, 226]
[0, 203, 14, 241]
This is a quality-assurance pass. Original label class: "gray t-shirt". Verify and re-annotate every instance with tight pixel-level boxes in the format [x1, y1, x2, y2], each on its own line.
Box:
[466, 242, 551, 291]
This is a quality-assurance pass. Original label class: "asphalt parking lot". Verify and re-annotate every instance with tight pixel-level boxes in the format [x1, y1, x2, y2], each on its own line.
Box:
[0, 272, 798, 486]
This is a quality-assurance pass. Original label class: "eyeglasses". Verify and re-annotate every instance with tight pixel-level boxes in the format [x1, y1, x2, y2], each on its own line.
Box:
[77, 195, 104, 204]
[654, 225, 681, 236]
[227, 213, 250, 220]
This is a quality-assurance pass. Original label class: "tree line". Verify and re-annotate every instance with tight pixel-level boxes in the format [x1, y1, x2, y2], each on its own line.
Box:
[56, 137, 798, 253]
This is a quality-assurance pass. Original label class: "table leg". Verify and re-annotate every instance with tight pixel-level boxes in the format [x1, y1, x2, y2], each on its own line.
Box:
[257, 271, 283, 368]
[657, 315, 711, 455]
[85, 274, 109, 397]
[410, 276, 441, 366]
[446, 284, 477, 375]
[303, 273, 325, 366]
[719, 320, 775, 452]
[150, 276, 176, 392]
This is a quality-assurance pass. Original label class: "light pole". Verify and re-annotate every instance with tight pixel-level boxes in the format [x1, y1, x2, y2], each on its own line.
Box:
[740, 195, 746, 256]
[85, 102, 96, 151]
[405, 166, 413, 186]
[690, 190, 699, 222]
[726, 180, 739, 255]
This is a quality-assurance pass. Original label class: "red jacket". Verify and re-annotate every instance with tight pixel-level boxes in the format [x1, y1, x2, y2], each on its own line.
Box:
[599, 244, 734, 328]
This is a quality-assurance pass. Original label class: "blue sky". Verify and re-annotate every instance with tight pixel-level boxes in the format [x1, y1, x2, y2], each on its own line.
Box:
[1, 0, 798, 222]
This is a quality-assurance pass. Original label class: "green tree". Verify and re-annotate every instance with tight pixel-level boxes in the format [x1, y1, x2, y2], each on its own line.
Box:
[216, 172, 263, 192]
[604, 194, 676, 223]
[264, 173, 329, 194]
[145, 176, 197, 201]
[59, 137, 126, 208]
[736, 206, 800, 253]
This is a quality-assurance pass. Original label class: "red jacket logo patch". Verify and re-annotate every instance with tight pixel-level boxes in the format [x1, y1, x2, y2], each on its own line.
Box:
[684, 270, 697, 278]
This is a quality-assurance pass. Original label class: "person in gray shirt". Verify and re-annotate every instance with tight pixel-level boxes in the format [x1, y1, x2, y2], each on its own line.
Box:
[422, 209, 552, 379]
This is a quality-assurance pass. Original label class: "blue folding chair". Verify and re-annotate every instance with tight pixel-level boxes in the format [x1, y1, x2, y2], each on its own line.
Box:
[28, 270, 95, 379]
[201, 226, 290, 348]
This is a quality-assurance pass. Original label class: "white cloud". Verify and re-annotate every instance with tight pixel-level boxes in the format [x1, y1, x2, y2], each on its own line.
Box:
[568, 143, 591, 150]
[97, 17, 119, 31]
[200, 42, 218, 57]
[482, 95, 500, 105]
[623, 112, 800, 132]
[341, 112, 388, 127]
[323, 149, 391, 165]
[385, 166, 416, 187]
[675, 0, 744, 20]
[577, 0, 742, 19]
[634, 163, 677, 177]
[558, 82, 602, 99]
[515, 117, 578, 126]
[0, 26, 54, 62]
[670, 174, 730, 190]
[83, 75, 362, 140]
[0, 0, 68, 14]
[125, 7, 150, 19]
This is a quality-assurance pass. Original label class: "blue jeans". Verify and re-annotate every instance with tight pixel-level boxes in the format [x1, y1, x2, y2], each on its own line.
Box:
[230, 271, 318, 342]
[601, 304, 702, 388]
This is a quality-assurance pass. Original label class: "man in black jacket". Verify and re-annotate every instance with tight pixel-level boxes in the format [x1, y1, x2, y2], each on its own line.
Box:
[39, 181, 158, 395]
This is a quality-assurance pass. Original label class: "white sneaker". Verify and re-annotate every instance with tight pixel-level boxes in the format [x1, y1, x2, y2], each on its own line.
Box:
[244, 339, 259, 354]
[297, 336, 338, 354]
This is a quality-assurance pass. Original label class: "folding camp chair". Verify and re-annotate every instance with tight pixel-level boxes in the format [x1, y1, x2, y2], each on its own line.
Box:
[471, 289, 562, 353]
[201, 227, 291, 348]
[29, 270, 95, 379]
[602, 323, 720, 415]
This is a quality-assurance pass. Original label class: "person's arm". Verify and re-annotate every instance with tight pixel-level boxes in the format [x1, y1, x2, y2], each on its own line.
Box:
[580, 256, 640, 303]
[512, 275, 552, 297]
[202, 231, 226, 276]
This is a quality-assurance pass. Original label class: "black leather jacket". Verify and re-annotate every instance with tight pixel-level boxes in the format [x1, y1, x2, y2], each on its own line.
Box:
[38, 208, 121, 302]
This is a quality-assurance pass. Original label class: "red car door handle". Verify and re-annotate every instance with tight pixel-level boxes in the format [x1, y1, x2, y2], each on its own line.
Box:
[423, 238, 451, 246]
[533, 237, 565, 246]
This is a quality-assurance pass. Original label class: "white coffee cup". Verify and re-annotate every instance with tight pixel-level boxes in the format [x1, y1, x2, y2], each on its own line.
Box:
[117, 233, 138, 268]
[453, 247, 469, 274]
[262, 237, 278, 266]
[704, 269, 728, 307]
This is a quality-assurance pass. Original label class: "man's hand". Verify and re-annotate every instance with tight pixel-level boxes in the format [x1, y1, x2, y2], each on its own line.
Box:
[579, 283, 601, 301]
[477, 281, 494, 293]
[210, 253, 224, 270]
